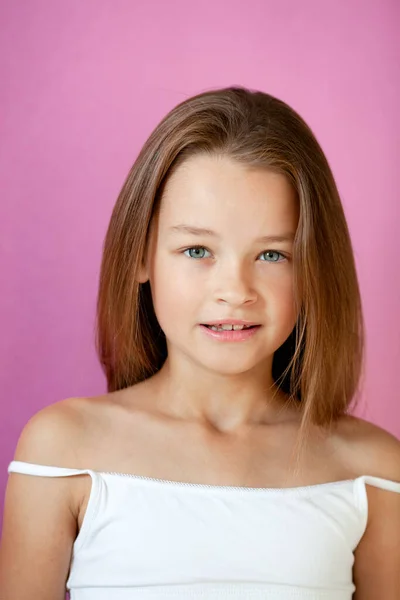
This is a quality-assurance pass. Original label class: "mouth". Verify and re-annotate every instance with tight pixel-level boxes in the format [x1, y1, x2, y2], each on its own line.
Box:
[202, 323, 258, 332]
[200, 319, 261, 342]
[199, 322, 261, 342]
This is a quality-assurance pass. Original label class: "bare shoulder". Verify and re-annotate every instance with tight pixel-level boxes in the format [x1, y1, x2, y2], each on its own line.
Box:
[340, 417, 400, 597]
[2, 395, 108, 599]
[333, 414, 400, 481]
[14, 395, 103, 467]
[13, 386, 146, 468]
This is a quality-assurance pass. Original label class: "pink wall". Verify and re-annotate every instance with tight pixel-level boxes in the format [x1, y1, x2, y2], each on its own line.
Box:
[1, 0, 399, 529]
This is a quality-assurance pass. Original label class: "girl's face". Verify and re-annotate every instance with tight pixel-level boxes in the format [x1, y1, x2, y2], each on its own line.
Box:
[139, 154, 299, 377]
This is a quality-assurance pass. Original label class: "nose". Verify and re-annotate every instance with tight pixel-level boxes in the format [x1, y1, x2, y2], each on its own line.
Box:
[213, 262, 257, 307]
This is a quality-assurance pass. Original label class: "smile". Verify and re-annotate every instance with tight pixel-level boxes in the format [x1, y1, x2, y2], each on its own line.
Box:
[199, 324, 261, 342]
[204, 324, 256, 331]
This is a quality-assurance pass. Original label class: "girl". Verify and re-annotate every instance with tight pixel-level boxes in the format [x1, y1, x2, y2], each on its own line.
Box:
[0, 86, 399, 599]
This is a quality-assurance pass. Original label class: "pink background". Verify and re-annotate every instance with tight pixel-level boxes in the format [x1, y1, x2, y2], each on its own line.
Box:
[1, 0, 399, 532]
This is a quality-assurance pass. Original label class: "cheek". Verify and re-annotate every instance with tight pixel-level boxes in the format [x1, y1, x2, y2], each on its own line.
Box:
[149, 261, 200, 329]
[266, 272, 297, 320]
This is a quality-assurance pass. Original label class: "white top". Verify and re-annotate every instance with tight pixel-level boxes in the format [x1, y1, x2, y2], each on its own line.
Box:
[7, 460, 400, 599]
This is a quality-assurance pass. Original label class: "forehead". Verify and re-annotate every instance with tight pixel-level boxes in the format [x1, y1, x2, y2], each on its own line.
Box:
[158, 154, 298, 233]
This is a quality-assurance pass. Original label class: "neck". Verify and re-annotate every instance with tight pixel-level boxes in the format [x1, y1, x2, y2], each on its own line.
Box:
[149, 355, 295, 434]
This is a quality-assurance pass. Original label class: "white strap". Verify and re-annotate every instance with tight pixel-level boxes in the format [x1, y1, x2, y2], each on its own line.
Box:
[8, 460, 103, 554]
[358, 474, 400, 493]
[8, 460, 95, 478]
[353, 474, 400, 536]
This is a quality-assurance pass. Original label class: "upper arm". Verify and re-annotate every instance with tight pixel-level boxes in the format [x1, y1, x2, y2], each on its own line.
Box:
[0, 400, 85, 600]
[353, 431, 400, 599]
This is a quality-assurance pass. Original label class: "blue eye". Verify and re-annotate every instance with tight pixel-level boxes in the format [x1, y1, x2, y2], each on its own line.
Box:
[183, 247, 211, 259]
[259, 251, 284, 262]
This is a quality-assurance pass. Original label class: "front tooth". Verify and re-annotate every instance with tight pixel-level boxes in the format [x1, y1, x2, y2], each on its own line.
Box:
[220, 324, 232, 330]
[233, 324, 244, 330]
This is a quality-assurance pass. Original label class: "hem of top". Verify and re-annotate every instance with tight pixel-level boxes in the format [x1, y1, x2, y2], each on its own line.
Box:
[66, 582, 354, 597]
[8, 460, 358, 495]
[96, 470, 358, 495]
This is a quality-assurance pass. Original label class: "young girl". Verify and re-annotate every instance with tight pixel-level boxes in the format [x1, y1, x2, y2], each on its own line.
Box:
[0, 86, 399, 599]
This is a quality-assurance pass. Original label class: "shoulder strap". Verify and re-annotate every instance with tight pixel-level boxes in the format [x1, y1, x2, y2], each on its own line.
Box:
[8, 460, 95, 478]
[8, 460, 102, 555]
[358, 474, 400, 493]
[353, 474, 400, 534]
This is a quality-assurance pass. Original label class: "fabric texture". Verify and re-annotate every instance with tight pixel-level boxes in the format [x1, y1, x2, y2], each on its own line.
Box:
[8, 460, 400, 599]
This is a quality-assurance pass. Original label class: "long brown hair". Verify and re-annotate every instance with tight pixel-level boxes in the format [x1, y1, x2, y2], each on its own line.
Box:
[95, 86, 365, 454]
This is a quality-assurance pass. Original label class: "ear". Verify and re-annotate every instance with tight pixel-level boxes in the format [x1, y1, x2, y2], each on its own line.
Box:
[136, 259, 149, 284]
[136, 217, 156, 284]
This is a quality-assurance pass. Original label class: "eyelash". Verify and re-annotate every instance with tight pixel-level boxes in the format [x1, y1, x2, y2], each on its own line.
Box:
[181, 246, 288, 262]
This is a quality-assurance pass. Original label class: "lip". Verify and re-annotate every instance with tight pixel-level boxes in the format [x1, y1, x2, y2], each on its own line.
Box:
[201, 319, 260, 326]
[199, 323, 261, 342]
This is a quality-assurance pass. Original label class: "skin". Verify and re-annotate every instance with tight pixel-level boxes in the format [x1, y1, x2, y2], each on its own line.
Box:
[137, 153, 301, 432]
[1, 154, 399, 599]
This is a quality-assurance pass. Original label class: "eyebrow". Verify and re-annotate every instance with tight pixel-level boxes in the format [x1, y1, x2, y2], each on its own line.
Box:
[168, 224, 295, 244]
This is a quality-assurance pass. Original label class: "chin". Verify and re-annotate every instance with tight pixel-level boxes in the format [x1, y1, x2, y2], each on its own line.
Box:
[196, 357, 264, 377]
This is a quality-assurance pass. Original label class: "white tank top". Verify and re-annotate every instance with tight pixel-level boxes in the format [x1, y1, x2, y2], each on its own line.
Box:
[7, 460, 400, 599]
